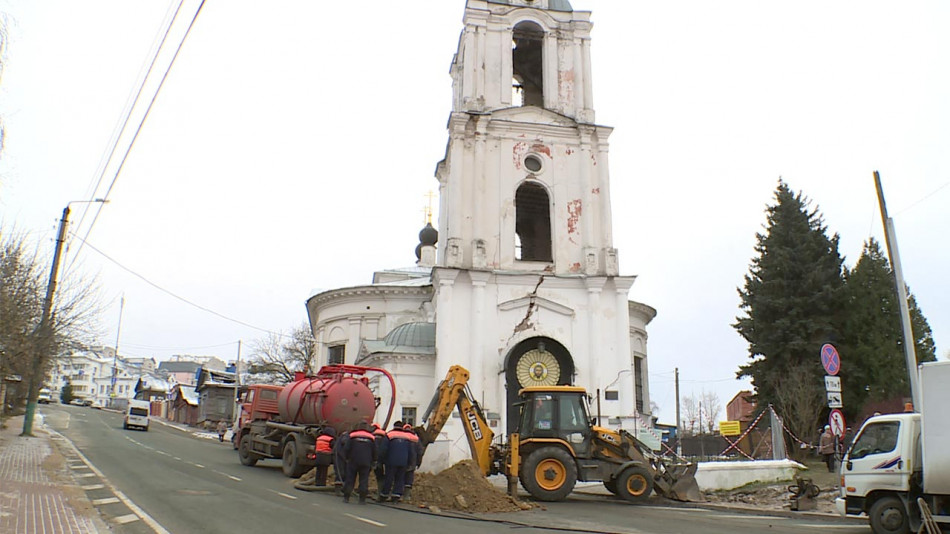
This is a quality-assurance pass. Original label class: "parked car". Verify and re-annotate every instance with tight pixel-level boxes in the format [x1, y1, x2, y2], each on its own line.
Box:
[37, 388, 52, 404]
[69, 398, 93, 406]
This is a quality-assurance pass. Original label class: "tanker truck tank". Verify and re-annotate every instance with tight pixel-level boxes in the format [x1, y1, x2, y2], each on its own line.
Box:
[277, 374, 376, 432]
[236, 364, 397, 478]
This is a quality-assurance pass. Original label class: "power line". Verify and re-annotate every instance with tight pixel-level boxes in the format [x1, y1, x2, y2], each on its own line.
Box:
[68, 0, 185, 271]
[68, 0, 207, 271]
[73, 233, 289, 338]
[894, 181, 950, 217]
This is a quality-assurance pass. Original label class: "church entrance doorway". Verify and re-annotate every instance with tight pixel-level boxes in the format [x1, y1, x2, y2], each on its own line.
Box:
[504, 337, 574, 436]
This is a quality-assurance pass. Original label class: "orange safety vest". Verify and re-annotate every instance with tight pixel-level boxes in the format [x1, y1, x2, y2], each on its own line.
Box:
[316, 434, 333, 454]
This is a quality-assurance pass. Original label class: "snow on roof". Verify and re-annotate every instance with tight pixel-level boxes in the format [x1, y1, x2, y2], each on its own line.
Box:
[174, 385, 199, 406]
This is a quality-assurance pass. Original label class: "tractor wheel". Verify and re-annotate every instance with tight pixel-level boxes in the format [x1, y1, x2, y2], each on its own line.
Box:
[616, 466, 654, 503]
[282, 440, 306, 478]
[238, 434, 258, 467]
[520, 446, 577, 502]
[869, 496, 909, 534]
[604, 478, 618, 495]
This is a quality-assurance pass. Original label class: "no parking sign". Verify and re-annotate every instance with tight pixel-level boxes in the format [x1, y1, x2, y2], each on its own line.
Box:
[821, 344, 841, 375]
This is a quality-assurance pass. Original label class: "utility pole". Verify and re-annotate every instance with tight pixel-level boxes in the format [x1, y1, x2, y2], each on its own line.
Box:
[874, 171, 921, 410]
[674, 367, 681, 456]
[21, 207, 70, 436]
[21, 199, 106, 436]
[110, 295, 125, 408]
[232, 340, 242, 430]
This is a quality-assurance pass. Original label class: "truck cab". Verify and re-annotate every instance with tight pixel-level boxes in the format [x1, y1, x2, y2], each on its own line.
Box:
[836, 360, 950, 534]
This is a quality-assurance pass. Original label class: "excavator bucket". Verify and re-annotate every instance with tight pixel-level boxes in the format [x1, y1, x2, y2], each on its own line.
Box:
[661, 463, 703, 502]
[668, 464, 705, 502]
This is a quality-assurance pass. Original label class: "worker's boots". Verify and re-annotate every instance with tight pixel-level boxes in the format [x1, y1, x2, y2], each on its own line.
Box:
[358, 494, 367, 505]
[343, 493, 351, 503]
[403, 487, 412, 501]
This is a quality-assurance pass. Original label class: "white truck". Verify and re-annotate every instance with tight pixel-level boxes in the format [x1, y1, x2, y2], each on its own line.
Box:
[836, 360, 950, 534]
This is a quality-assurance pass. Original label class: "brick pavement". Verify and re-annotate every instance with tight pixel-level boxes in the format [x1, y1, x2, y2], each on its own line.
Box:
[0, 415, 104, 533]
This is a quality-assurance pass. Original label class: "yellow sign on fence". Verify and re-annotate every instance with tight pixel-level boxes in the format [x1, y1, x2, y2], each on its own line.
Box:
[719, 420, 741, 436]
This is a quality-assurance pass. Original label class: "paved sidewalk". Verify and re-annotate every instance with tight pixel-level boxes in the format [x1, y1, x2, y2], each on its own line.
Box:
[0, 414, 107, 533]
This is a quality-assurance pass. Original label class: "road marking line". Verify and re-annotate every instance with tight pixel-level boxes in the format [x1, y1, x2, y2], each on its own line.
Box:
[173, 457, 182, 461]
[81, 484, 106, 491]
[114, 514, 141, 524]
[49, 429, 172, 534]
[192, 463, 204, 468]
[213, 470, 242, 481]
[68, 464, 88, 469]
[711, 514, 790, 521]
[268, 490, 297, 500]
[92, 497, 121, 505]
[344, 513, 386, 527]
[75, 473, 98, 478]
[798, 525, 866, 530]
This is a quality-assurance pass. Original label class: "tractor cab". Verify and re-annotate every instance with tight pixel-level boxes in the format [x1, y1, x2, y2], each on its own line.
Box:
[518, 387, 593, 458]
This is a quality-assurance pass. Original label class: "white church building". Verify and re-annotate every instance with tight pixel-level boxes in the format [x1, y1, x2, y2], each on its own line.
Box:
[306, 0, 656, 468]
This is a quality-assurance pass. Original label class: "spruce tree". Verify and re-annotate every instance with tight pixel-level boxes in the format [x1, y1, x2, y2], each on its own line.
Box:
[734, 181, 847, 449]
[841, 238, 936, 416]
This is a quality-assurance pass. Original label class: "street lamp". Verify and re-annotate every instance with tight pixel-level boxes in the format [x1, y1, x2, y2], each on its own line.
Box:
[21, 199, 107, 436]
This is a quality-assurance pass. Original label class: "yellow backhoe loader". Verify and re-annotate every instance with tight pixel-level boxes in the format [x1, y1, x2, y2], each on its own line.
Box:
[415, 365, 701, 503]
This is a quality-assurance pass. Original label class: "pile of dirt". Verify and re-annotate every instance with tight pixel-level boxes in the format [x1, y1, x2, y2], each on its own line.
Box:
[410, 460, 530, 513]
[296, 460, 530, 513]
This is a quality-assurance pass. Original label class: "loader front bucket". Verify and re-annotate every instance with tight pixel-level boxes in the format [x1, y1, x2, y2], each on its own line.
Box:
[654, 463, 703, 502]
[668, 463, 702, 502]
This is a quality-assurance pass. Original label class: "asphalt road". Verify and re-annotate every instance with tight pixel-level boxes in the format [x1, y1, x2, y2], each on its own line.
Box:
[41, 404, 871, 534]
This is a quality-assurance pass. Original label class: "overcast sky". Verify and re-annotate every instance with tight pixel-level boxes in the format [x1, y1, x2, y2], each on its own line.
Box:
[1, 1, 947, 425]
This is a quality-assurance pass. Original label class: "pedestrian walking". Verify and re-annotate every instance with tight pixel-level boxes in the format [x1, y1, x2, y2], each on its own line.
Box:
[402, 424, 423, 501]
[372, 423, 389, 501]
[381, 421, 417, 503]
[217, 420, 228, 442]
[343, 422, 377, 504]
[819, 425, 836, 472]
[314, 427, 335, 487]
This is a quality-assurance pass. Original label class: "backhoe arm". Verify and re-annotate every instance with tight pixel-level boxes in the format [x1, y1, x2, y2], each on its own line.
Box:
[416, 365, 495, 475]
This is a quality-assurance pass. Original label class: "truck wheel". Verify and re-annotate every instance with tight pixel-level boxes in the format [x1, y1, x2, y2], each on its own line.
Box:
[616, 466, 654, 503]
[521, 446, 577, 502]
[603, 478, 618, 495]
[869, 496, 909, 534]
[282, 440, 306, 478]
[239, 434, 258, 467]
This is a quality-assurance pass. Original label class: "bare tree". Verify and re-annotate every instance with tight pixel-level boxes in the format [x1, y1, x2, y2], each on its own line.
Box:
[771, 367, 824, 461]
[680, 395, 699, 435]
[701, 391, 722, 433]
[1, 228, 101, 415]
[246, 323, 316, 384]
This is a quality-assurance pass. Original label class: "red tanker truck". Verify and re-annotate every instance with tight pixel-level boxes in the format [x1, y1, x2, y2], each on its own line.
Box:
[235, 364, 396, 478]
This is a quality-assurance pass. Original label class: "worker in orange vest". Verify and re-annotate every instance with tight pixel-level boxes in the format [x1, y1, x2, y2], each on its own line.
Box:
[314, 427, 335, 486]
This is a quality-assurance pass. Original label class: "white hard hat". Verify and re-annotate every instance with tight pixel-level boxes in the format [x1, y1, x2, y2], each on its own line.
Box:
[824, 425, 831, 430]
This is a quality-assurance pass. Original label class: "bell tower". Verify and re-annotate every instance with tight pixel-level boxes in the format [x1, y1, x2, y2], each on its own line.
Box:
[430, 0, 647, 444]
[436, 0, 620, 277]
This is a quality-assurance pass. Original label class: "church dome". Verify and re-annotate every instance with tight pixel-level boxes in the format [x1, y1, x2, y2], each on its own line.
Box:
[419, 223, 438, 246]
[383, 322, 436, 349]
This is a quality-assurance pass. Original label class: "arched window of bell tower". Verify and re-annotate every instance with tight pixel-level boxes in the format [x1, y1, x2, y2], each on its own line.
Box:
[515, 181, 552, 262]
[512, 21, 545, 108]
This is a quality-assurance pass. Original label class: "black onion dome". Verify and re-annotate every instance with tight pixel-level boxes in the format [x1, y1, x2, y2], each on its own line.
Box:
[419, 223, 438, 246]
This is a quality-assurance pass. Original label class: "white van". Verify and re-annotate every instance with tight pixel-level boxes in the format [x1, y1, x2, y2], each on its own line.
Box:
[124, 399, 150, 431]
[37, 388, 53, 404]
